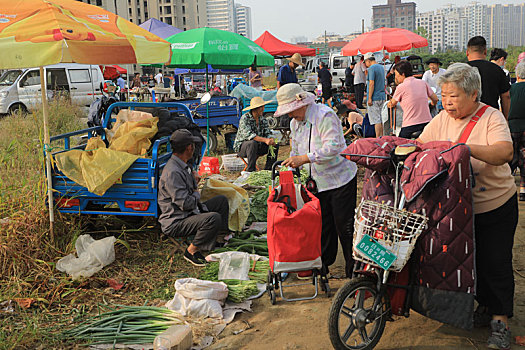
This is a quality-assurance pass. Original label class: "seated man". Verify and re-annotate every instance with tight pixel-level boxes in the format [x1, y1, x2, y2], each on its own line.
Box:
[233, 97, 279, 172]
[158, 129, 229, 266]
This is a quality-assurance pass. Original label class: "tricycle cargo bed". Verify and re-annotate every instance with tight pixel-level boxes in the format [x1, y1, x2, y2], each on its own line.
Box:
[50, 102, 204, 217]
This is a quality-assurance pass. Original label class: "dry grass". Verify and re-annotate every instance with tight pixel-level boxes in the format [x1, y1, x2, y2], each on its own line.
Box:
[0, 99, 205, 349]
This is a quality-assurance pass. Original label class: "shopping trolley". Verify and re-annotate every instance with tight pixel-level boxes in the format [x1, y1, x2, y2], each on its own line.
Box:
[266, 161, 330, 304]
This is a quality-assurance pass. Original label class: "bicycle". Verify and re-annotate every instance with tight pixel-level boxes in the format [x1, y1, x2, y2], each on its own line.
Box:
[328, 144, 429, 350]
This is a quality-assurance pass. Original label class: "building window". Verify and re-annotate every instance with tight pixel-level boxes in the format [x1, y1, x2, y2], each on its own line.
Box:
[96, 0, 102, 6]
[183, 17, 186, 25]
[165, 6, 171, 14]
[143, 1, 147, 9]
[165, 17, 172, 25]
[160, 6, 162, 14]
[182, 6, 185, 14]
[128, 7, 132, 15]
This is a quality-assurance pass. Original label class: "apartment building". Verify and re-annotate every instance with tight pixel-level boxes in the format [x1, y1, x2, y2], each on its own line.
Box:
[235, 3, 252, 39]
[372, 0, 416, 32]
[77, 0, 206, 30]
[205, 0, 235, 32]
[488, 3, 525, 48]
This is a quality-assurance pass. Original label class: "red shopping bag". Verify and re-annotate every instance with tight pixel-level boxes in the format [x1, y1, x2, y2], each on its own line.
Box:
[266, 172, 322, 273]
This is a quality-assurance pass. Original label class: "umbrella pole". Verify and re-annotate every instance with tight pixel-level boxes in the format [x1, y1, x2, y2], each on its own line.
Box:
[89, 65, 95, 101]
[206, 65, 210, 155]
[39, 66, 54, 242]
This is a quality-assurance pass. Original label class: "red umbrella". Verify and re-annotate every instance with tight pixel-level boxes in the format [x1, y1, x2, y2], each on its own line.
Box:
[254, 31, 316, 57]
[341, 27, 428, 56]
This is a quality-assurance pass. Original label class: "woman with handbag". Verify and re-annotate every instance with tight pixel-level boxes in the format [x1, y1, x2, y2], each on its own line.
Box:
[417, 63, 516, 350]
[275, 83, 358, 278]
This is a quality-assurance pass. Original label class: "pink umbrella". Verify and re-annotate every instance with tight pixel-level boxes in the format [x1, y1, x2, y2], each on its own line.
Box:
[342, 27, 428, 56]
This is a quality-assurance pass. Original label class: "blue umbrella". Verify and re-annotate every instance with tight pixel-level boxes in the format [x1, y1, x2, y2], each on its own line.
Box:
[139, 18, 182, 39]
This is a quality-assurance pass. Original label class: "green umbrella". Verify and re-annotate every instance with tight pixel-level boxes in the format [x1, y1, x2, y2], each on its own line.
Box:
[165, 27, 274, 68]
[165, 28, 275, 154]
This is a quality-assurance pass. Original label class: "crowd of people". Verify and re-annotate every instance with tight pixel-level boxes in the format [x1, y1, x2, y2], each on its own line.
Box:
[153, 35, 525, 350]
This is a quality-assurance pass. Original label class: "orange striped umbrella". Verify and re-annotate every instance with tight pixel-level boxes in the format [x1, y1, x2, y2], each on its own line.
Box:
[0, 0, 171, 68]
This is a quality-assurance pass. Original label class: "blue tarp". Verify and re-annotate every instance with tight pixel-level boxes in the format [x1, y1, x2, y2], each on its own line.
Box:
[173, 65, 246, 75]
[230, 84, 277, 101]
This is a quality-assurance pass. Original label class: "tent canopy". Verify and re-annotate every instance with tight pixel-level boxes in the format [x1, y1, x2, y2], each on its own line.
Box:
[139, 18, 182, 39]
[254, 31, 316, 57]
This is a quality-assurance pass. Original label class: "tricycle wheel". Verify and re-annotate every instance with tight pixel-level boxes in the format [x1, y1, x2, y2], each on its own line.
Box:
[328, 277, 389, 350]
[265, 113, 277, 129]
[201, 129, 217, 153]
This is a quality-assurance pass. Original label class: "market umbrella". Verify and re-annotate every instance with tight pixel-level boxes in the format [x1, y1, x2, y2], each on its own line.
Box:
[166, 27, 274, 153]
[254, 31, 316, 57]
[341, 27, 428, 56]
[166, 27, 274, 68]
[0, 0, 171, 239]
[139, 18, 182, 39]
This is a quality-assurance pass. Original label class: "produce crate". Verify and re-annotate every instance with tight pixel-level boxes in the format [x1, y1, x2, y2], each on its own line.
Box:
[221, 154, 246, 172]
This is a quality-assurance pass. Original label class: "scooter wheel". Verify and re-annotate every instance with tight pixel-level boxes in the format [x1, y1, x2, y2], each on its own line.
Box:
[328, 277, 389, 350]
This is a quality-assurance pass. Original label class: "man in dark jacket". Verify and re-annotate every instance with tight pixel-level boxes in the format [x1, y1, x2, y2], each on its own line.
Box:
[158, 129, 229, 266]
[318, 61, 333, 107]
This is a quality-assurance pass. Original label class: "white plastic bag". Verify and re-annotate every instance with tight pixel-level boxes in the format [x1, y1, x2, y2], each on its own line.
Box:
[218, 251, 250, 281]
[56, 234, 116, 280]
[166, 278, 228, 319]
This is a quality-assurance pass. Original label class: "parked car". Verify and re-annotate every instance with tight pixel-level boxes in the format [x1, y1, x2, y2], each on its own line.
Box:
[0, 63, 104, 114]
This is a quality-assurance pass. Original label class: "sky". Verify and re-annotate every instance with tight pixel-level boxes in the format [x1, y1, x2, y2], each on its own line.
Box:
[237, 0, 525, 42]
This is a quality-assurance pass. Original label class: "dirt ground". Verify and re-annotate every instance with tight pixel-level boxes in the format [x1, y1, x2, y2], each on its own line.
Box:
[210, 202, 525, 349]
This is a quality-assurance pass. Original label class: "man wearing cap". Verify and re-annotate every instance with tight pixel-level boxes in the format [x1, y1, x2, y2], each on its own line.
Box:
[158, 129, 230, 266]
[422, 57, 446, 111]
[276, 83, 358, 278]
[364, 52, 386, 137]
[234, 97, 278, 172]
[277, 53, 303, 89]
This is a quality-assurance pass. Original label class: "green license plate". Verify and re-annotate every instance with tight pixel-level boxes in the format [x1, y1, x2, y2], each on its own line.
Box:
[356, 234, 397, 270]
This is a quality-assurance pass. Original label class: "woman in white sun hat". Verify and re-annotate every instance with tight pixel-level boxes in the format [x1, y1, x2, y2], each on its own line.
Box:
[277, 83, 358, 278]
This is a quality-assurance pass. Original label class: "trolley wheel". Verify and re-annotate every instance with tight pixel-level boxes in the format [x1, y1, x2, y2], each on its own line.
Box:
[324, 282, 332, 297]
[270, 288, 276, 305]
[328, 277, 389, 350]
[267, 270, 273, 295]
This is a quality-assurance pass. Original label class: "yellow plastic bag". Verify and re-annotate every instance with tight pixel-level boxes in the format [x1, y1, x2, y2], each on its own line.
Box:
[109, 117, 159, 156]
[54, 136, 139, 196]
[200, 179, 250, 232]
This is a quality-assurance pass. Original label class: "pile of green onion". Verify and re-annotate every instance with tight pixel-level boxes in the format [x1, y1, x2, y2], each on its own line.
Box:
[62, 305, 184, 345]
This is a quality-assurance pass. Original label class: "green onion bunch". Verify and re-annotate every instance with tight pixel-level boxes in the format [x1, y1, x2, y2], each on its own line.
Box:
[62, 305, 184, 346]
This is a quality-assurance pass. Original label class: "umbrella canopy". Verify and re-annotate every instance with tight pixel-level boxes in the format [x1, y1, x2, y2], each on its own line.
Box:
[166, 27, 274, 69]
[0, 0, 171, 69]
[254, 31, 316, 57]
[341, 27, 428, 56]
[139, 18, 182, 39]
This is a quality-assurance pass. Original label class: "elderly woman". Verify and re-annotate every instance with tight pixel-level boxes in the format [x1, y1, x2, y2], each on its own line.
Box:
[418, 63, 516, 350]
[387, 60, 438, 138]
[233, 96, 278, 172]
[509, 61, 525, 201]
[275, 83, 358, 278]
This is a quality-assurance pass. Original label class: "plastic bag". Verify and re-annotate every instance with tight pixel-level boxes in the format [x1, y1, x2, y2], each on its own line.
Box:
[218, 251, 250, 281]
[165, 278, 228, 318]
[108, 117, 159, 156]
[56, 234, 116, 280]
[54, 147, 139, 196]
[201, 179, 250, 232]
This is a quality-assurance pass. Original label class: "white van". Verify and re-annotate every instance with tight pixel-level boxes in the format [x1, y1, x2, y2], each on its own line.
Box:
[0, 63, 104, 114]
[299, 54, 357, 92]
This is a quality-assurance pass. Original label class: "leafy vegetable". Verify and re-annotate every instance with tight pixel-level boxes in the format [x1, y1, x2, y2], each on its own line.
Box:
[246, 189, 269, 224]
[268, 144, 276, 158]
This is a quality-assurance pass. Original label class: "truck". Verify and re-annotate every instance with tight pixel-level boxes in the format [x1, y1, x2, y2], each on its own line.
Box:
[50, 102, 205, 217]
[299, 53, 357, 92]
